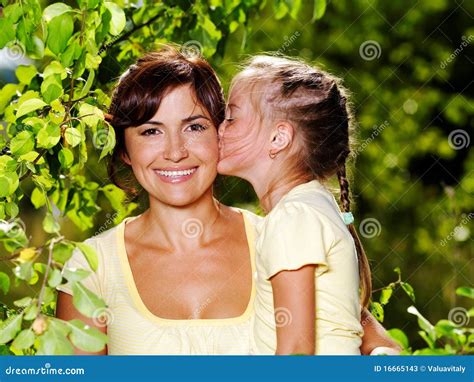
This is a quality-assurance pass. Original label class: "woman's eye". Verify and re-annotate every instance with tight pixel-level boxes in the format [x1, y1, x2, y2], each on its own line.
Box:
[187, 123, 207, 132]
[141, 128, 161, 136]
[225, 118, 235, 123]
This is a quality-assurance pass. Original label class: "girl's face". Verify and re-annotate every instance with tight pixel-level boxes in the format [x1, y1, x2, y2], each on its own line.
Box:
[122, 85, 219, 207]
[217, 82, 269, 178]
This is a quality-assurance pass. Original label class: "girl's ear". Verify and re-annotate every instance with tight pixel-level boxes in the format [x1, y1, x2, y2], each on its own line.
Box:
[269, 122, 294, 156]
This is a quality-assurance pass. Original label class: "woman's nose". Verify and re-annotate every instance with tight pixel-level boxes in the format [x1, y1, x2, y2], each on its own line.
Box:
[163, 134, 189, 162]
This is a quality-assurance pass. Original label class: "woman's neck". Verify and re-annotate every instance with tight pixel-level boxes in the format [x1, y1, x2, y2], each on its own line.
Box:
[142, 188, 221, 251]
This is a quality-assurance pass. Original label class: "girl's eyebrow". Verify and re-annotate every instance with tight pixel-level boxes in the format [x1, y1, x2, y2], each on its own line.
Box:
[228, 103, 240, 109]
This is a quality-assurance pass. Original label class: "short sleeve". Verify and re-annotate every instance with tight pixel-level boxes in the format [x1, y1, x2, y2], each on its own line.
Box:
[259, 202, 335, 280]
[56, 238, 103, 298]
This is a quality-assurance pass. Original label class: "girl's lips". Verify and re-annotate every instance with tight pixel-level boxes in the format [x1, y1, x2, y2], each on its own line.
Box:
[154, 166, 198, 184]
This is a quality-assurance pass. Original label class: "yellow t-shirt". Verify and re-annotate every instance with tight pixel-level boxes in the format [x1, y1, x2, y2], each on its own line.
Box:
[57, 209, 259, 355]
[251, 180, 363, 355]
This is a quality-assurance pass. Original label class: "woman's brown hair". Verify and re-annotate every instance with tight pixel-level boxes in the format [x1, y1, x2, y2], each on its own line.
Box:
[107, 45, 225, 195]
[233, 55, 372, 307]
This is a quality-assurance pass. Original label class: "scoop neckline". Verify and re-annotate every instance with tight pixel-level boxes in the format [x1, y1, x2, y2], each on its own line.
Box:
[116, 210, 256, 326]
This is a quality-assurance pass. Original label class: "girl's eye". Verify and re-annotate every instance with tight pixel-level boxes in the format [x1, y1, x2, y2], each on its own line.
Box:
[141, 128, 161, 136]
[225, 118, 235, 123]
[186, 123, 208, 132]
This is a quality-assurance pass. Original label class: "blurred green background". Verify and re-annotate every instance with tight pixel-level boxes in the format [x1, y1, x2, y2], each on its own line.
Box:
[1, 0, 472, 352]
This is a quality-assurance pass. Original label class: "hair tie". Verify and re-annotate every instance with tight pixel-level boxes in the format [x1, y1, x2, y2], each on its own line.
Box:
[342, 212, 354, 225]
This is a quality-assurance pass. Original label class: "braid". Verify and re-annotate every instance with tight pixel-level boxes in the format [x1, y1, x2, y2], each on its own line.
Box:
[337, 164, 351, 213]
[336, 161, 372, 307]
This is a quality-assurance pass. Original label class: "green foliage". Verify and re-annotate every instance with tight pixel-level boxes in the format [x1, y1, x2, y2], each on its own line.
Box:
[0, 0, 325, 355]
[371, 271, 473, 355]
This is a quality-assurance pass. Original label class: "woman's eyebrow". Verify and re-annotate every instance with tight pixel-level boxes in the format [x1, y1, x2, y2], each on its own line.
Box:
[142, 120, 164, 126]
[182, 114, 210, 123]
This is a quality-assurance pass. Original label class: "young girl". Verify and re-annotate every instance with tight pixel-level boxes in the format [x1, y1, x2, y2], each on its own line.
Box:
[218, 56, 372, 355]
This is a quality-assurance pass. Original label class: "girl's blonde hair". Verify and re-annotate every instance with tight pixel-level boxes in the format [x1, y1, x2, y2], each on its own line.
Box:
[233, 55, 372, 307]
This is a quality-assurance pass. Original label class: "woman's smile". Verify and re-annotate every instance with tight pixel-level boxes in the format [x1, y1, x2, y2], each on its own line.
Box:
[154, 166, 199, 184]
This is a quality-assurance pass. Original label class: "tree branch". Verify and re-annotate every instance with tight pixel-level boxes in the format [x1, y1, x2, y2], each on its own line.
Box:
[99, 10, 165, 52]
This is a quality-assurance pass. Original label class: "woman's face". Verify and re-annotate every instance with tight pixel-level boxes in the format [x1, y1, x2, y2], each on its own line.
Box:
[122, 84, 219, 207]
[217, 82, 269, 177]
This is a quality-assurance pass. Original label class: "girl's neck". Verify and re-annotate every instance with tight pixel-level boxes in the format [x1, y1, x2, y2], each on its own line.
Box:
[142, 188, 221, 251]
[250, 171, 313, 213]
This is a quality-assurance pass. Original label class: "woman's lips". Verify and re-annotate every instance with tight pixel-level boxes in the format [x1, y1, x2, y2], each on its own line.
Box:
[154, 166, 198, 184]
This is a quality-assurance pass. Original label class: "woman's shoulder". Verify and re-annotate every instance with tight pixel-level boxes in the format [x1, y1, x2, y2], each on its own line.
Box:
[84, 215, 137, 248]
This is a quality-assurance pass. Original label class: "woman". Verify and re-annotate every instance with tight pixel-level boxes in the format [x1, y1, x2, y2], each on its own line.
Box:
[56, 46, 400, 355]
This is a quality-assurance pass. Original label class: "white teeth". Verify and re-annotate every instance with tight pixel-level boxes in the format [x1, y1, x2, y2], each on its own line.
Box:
[157, 168, 197, 177]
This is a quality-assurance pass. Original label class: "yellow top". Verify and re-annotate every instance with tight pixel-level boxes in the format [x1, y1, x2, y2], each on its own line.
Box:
[251, 180, 363, 355]
[57, 209, 259, 355]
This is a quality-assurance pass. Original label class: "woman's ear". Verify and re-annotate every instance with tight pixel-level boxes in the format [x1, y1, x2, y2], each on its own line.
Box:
[269, 122, 294, 156]
[120, 150, 132, 166]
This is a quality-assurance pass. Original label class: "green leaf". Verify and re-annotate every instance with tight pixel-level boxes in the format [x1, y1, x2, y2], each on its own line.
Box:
[16, 98, 47, 119]
[65, 127, 82, 147]
[85, 53, 102, 70]
[418, 330, 435, 349]
[14, 261, 34, 282]
[379, 287, 393, 305]
[10, 130, 35, 156]
[0, 272, 10, 294]
[456, 287, 474, 299]
[43, 213, 60, 234]
[63, 267, 91, 282]
[58, 147, 74, 168]
[0, 172, 19, 198]
[43, 3, 73, 22]
[37, 319, 73, 355]
[24, 304, 39, 321]
[13, 296, 32, 307]
[79, 69, 95, 98]
[407, 306, 436, 342]
[36, 123, 61, 149]
[53, 242, 75, 264]
[387, 328, 409, 350]
[47, 14, 74, 55]
[101, 183, 127, 211]
[0, 83, 23, 114]
[99, 126, 116, 161]
[0, 313, 23, 344]
[11, 328, 35, 350]
[43, 61, 67, 79]
[31, 187, 47, 209]
[104, 2, 126, 36]
[5, 201, 19, 218]
[16, 65, 38, 84]
[72, 281, 106, 317]
[370, 301, 384, 322]
[76, 242, 98, 271]
[401, 282, 416, 302]
[48, 268, 63, 288]
[434, 319, 457, 338]
[312, 0, 327, 21]
[0, 18, 15, 49]
[79, 103, 104, 127]
[68, 319, 107, 352]
[40, 74, 63, 104]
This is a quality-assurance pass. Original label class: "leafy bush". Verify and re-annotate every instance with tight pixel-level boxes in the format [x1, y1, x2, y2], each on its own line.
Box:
[0, 0, 326, 355]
